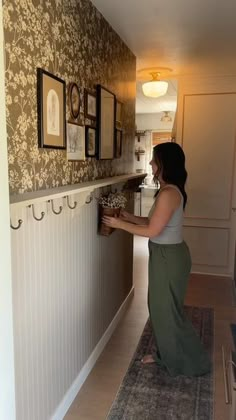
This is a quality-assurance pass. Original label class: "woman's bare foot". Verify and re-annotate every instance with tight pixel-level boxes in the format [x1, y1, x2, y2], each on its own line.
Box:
[141, 354, 155, 364]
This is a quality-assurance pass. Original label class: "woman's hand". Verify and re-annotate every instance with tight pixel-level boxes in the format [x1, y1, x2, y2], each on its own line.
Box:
[120, 210, 133, 222]
[102, 215, 123, 229]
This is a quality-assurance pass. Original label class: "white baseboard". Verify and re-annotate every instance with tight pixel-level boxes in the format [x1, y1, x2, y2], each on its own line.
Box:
[50, 286, 134, 420]
[191, 270, 231, 277]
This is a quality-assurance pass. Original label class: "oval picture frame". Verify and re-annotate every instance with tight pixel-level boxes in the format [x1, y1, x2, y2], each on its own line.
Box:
[68, 82, 80, 119]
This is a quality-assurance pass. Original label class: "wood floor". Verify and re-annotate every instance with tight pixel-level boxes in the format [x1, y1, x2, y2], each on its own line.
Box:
[65, 237, 236, 420]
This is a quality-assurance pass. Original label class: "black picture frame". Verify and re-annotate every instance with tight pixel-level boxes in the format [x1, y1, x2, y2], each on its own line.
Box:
[68, 82, 80, 119]
[116, 99, 123, 126]
[96, 84, 116, 159]
[84, 89, 96, 120]
[85, 125, 97, 158]
[115, 128, 122, 158]
[37, 68, 66, 149]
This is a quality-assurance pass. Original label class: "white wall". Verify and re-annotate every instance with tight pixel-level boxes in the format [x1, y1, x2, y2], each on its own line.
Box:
[0, 3, 16, 420]
[176, 75, 236, 275]
[136, 112, 175, 131]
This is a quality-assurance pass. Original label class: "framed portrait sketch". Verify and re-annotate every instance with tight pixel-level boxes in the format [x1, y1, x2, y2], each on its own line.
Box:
[68, 82, 80, 119]
[115, 128, 122, 158]
[96, 84, 115, 159]
[116, 100, 123, 125]
[67, 122, 85, 161]
[37, 68, 66, 149]
[84, 89, 96, 120]
[85, 126, 97, 158]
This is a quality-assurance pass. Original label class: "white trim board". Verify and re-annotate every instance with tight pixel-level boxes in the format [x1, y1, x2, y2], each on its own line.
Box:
[50, 287, 134, 420]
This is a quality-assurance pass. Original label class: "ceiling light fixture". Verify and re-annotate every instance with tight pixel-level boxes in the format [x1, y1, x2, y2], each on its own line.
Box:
[137, 67, 172, 99]
[142, 72, 168, 98]
[161, 111, 172, 122]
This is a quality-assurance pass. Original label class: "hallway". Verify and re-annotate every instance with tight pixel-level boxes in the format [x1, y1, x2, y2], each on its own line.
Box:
[65, 236, 235, 420]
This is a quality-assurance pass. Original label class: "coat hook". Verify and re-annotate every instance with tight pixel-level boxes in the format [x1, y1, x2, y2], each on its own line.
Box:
[64, 196, 77, 210]
[28, 204, 45, 221]
[85, 195, 93, 204]
[10, 218, 23, 230]
[48, 200, 63, 215]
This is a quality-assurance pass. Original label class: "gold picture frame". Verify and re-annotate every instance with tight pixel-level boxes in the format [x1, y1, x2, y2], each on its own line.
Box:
[68, 82, 80, 119]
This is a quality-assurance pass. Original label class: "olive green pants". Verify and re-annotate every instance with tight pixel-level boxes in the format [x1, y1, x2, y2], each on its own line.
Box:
[148, 240, 211, 376]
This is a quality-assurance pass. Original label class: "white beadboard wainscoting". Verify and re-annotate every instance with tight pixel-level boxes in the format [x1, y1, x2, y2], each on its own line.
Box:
[10, 175, 139, 420]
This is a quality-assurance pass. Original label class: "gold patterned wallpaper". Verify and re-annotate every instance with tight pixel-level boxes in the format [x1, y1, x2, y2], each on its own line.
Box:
[3, 0, 136, 194]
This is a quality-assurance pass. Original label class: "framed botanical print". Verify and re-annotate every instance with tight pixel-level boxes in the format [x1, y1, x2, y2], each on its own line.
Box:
[84, 89, 96, 120]
[115, 128, 122, 158]
[67, 122, 85, 161]
[85, 126, 97, 157]
[37, 68, 66, 149]
[68, 82, 80, 119]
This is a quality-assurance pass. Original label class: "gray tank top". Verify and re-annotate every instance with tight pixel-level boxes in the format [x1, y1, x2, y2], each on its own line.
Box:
[148, 184, 183, 244]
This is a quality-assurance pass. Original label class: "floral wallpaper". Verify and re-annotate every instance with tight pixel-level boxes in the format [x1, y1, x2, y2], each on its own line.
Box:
[3, 0, 136, 194]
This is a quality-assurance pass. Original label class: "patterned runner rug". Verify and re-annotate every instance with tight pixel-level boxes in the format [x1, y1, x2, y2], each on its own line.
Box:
[107, 306, 214, 420]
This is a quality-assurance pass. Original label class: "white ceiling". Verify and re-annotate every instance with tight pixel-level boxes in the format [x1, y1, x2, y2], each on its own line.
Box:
[90, 0, 236, 113]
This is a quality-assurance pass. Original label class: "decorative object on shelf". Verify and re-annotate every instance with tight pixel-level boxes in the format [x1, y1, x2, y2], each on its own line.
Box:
[161, 111, 172, 122]
[135, 146, 146, 161]
[37, 68, 66, 149]
[97, 84, 115, 159]
[67, 122, 85, 161]
[135, 130, 146, 142]
[137, 67, 172, 98]
[84, 89, 96, 120]
[115, 128, 122, 158]
[85, 125, 97, 158]
[98, 192, 127, 236]
[116, 99, 123, 126]
[68, 82, 80, 119]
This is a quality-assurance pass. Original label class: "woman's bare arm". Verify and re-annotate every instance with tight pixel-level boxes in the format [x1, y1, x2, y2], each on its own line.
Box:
[120, 211, 149, 225]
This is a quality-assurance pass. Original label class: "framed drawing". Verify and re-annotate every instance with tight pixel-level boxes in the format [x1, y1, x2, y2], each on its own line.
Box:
[85, 126, 97, 157]
[84, 89, 96, 120]
[116, 100, 123, 125]
[96, 84, 115, 159]
[68, 82, 80, 119]
[37, 68, 66, 149]
[67, 122, 85, 161]
[115, 128, 122, 158]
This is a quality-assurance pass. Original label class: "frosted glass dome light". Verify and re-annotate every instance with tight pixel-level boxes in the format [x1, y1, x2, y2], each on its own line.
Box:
[142, 80, 168, 98]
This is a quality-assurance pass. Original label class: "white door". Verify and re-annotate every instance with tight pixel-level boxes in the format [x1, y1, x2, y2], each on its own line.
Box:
[178, 92, 236, 276]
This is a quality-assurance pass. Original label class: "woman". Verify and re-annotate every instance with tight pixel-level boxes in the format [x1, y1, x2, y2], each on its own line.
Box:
[103, 142, 211, 376]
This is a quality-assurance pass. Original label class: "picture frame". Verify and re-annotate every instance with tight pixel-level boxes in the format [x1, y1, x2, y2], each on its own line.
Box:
[66, 122, 85, 161]
[37, 68, 66, 149]
[84, 89, 97, 120]
[68, 82, 80, 119]
[85, 125, 97, 158]
[115, 128, 122, 158]
[96, 84, 115, 159]
[116, 100, 123, 125]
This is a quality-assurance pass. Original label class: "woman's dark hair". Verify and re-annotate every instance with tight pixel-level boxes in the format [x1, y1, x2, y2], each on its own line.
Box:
[153, 142, 188, 208]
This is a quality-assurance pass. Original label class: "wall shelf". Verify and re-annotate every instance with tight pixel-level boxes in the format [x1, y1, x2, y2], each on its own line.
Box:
[10, 174, 145, 209]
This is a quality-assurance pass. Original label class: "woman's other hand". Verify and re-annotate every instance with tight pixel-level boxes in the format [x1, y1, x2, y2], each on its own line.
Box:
[102, 215, 123, 229]
[120, 210, 133, 222]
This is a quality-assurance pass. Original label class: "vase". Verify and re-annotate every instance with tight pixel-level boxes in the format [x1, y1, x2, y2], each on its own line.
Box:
[99, 206, 120, 236]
